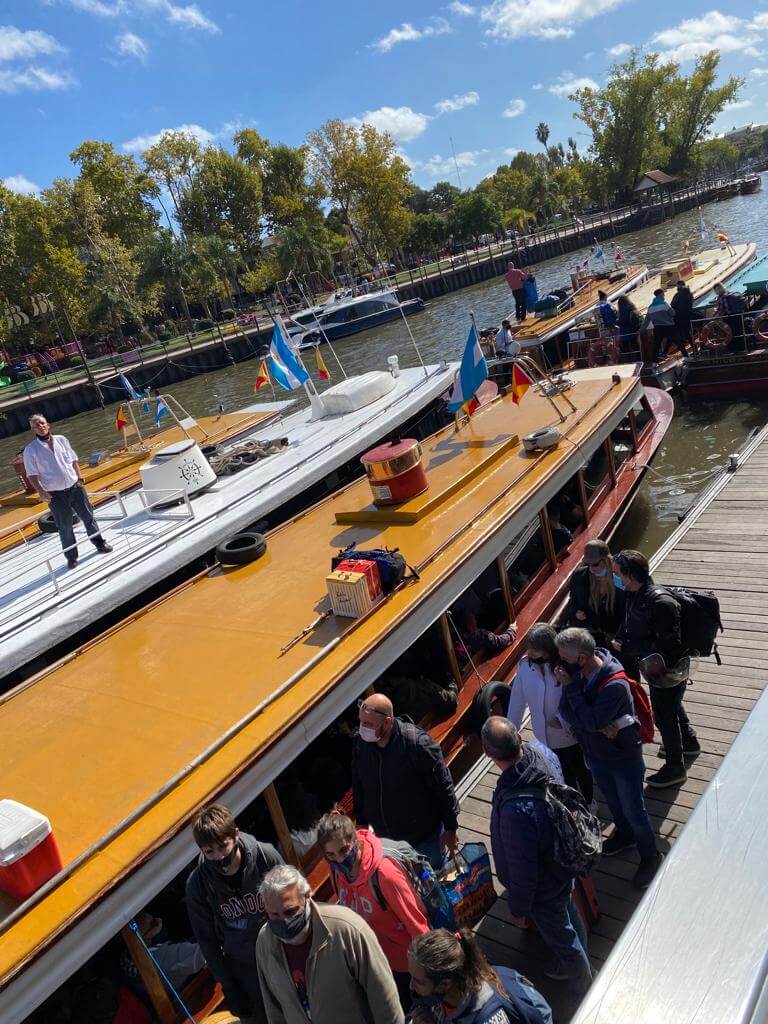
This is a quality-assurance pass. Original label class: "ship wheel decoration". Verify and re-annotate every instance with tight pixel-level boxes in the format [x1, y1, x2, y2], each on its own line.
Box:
[179, 458, 204, 485]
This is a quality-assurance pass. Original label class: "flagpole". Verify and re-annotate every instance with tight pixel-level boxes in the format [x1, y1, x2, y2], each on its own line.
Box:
[295, 281, 348, 379]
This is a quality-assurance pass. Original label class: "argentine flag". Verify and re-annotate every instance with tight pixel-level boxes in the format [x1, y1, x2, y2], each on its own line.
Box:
[155, 397, 170, 428]
[119, 373, 142, 402]
[269, 320, 310, 392]
[447, 324, 488, 414]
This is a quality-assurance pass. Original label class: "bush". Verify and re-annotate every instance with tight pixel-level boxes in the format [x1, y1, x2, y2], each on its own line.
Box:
[17, 370, 35, 381]
[156, 328, 173, 341]
[194, 318, 214, 331]
[69, 355, 83, 366]
[219, 308, 236, 320]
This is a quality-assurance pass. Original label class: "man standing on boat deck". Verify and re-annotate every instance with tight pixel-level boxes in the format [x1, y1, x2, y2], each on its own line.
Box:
[482, 716, 593, 995]
[186, 804, 284, 1024]
[352, 693, 460, 871]
[505, 262, 529, 322]
[22, 412, 113, 569]
[640, 289, 687, 361]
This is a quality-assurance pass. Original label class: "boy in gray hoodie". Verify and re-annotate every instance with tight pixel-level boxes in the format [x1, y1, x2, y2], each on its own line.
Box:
[186, 803, 284, 1023]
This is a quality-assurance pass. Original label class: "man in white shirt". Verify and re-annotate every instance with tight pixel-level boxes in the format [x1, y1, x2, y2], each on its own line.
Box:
[23, 413, 112, 569]
[494, 319, 521, 358]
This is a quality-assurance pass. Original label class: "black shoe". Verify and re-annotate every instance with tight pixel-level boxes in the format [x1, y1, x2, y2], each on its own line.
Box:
[647, 764, 687, 788]
[94, 541, 113, 553]
[66, 556, 78, 570]
[658, 738, 700, 760]
[633, 852, 663, 890]
[602, 832, 636, 857]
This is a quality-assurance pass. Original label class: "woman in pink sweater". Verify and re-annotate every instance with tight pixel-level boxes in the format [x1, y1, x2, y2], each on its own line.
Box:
[318, 811, 429, 1008]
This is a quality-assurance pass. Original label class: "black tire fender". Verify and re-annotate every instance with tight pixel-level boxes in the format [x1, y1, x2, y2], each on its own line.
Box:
[216, 531, 267, 566]
[201, 443, 220, 457]
[469, 681, 511, 734]
[38, 510, 77, 533]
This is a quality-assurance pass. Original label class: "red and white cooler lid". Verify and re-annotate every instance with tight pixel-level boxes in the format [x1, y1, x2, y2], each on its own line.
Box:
[0, 799, 52, 867]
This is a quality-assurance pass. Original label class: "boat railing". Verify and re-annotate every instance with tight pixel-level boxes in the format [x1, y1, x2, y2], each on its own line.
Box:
[0, 485, 195, 602]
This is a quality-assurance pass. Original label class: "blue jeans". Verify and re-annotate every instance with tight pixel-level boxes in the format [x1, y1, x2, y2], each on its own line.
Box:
[529, 882, 592, 995]
[413, 831, 445, 871]
[49, 482, 103, 559]
[588, 753, 657, 859]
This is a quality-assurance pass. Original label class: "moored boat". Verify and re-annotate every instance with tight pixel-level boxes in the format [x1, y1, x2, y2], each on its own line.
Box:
[0, 362, 672, 1024]
[285, 288, 425, 348]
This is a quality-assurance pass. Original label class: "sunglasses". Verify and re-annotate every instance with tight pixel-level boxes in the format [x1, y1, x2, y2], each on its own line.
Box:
[357, 699, 390, 717]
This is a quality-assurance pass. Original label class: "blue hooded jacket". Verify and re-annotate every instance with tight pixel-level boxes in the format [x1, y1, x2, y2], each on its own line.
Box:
[558, 648, 642, 763]
[489, 745, 565, 918]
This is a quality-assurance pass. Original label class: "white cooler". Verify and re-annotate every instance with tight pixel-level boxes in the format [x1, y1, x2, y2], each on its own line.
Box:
[139, 439, 217, 507]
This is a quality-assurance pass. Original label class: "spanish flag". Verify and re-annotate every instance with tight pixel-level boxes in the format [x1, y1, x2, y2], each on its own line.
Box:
[511, 363, 533, 405]
[254, 359, 270, 391]
[114, 404, 128, 432]
[316, 348, 331, 382]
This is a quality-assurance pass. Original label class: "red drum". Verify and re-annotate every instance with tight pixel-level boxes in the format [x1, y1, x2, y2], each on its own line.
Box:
[361, 438, 428, 506]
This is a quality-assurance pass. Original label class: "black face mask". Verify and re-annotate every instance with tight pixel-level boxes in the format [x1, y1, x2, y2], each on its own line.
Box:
[211, 843, 239, 873]
[35, 432, 51, 442]
[268, 901, 311, 943]
[559, 659, 582, 676]
[528, 655, 549, 665]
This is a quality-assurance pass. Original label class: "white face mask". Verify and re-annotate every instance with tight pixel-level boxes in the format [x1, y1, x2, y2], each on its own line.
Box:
[358, 723, 380, 743]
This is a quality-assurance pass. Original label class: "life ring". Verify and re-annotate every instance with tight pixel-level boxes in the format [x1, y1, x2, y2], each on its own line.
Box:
[753, 312, 768, 344]
[216, 531, 267, 566]
[587, 336, 617, 368]
[699, 319, 732, 348]
[468, 681, 511, 735]
[523, 426, 561, 452]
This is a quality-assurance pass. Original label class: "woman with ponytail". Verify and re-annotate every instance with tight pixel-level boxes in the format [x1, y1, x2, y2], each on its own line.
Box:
[407, 928, 552, 1024]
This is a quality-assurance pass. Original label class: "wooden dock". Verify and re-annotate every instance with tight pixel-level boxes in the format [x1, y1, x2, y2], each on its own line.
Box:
[458, 420, 768, 1021]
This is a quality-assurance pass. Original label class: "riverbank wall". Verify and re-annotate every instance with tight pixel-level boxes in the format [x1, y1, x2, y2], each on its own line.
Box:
[0, 176, 745, 439]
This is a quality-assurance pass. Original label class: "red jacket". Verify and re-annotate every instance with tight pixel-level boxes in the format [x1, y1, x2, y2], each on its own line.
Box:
[331, 829, 429, 972]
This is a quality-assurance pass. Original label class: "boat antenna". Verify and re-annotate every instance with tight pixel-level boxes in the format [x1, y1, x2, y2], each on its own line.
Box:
[294, 279, 348, 379]
[450, 135, 463, 190]
[396, 289, 429, 377]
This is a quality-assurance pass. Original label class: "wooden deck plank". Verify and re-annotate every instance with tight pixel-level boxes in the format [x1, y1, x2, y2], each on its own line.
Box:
[459, 422, 768, 1019]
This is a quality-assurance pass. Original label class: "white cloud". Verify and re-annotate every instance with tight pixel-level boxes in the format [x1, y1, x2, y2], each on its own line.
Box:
[750, 67, 768, 77]
[607, 42, 631, 56]
[723, 99, 753, 112]
[122, 122, 216, 152]
[504, 147, 520, 157]
[371, 18, 450, 53]
[502, 97, 526, 118]
[0, 26, 64, 62]
[650, 10, 759, 62]
[532, 82, 543, 90]
[422, 149, 488, 177]
[450, 1, 476, 13]
[549, 73, 598, 98]
[434, 90, 479, 114]
[44, 0, 220, 32]
[479, 0, 625, 41]
[0, 65, 76, 92]
[354, 105, 431, 142]
[3, 173, 40, 195]
[115, 31, 148, 61]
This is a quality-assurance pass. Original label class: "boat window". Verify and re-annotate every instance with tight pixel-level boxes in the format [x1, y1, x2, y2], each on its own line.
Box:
[631, 398, 652, 434]
[355, 301, 383, 318]
[611, 417, 634, 471]
[583, 443, 610, 501]
[548, 481, 584, 537]
[379, 621, 459, 721]
[448, 560, 511, 671]
[503, 517, 550, 597]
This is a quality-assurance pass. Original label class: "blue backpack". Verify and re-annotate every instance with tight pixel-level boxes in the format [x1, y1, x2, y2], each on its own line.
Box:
[467, 967, 553, 1024]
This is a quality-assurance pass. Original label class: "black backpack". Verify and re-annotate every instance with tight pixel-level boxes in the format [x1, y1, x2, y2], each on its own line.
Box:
[655, 585, 724, 664]
[332, 543, 412, 593]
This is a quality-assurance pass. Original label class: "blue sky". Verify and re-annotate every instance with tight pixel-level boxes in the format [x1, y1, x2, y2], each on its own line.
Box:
[1, 0, 767, 198]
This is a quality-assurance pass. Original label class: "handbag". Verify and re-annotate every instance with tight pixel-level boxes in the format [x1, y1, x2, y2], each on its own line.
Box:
[438, 842, 497, 929]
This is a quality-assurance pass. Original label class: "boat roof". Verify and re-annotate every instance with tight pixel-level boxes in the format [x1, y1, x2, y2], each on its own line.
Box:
[696, 249, 768, 307]
[0, 364, 455, 680]
[0, 364, 643, 1020]
[629, 242, 755, 311]
[572, 685, 768, 1024]
[511, 264, 647, 344]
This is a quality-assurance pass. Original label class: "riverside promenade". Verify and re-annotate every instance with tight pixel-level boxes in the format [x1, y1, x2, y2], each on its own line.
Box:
[456, 419, 768, 1021]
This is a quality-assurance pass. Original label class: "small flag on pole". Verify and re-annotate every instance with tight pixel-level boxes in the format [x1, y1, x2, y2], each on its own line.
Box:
[269, 320, 310, 392]
[155, 397, 170, 428]
[114, 404, 128, 432]
[254, 359, 270, 391]
[315, 348, 331, 382]
[614, 245, 623, 264]
[446, 324, 488, 415]
[119, 373, 142, 402]
[511, 363, 533, 405]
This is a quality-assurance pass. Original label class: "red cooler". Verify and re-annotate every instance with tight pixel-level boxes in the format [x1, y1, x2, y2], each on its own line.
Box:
[0, 799, 63, 900]
[361, 438, 428, 506]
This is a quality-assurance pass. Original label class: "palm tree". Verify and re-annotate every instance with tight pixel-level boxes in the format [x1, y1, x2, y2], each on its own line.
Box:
[535, 122, 551, 158]
[138, 229, 195, 330]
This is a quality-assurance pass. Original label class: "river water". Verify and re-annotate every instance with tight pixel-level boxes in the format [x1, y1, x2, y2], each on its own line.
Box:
[4, 181, 768, 553]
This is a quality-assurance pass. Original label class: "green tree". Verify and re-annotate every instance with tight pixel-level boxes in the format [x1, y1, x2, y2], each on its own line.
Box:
[142, 131, 204, 228]
[572, 51, 677, 197]
[428, 181, 462, 212]
[69, 140, 159, 245]
[690, 137, 739, 176]
[449, 191, 502, 242]
[405, 212, 449, 252]
[137, 229, 196, 329]
[663, 53, 743, 174]
[233, 127, 272, 176]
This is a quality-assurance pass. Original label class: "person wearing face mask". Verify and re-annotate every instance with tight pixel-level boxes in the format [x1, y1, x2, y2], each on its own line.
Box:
[507, 623, 593, 804]
[256, 864, 404, 1024]
[317, 811, 429, 1009]
[186, 803, 284, 1024]
[407, 927, 552, 1024]
[555, 628, 661, 891]
[565, 540, 625, 648]
[352, 694, 460, 871]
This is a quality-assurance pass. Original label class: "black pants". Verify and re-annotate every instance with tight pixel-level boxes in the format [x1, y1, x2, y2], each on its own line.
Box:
[675, 318, 691, 348]
[650, 682, 697, 768]
[556, 744, 594, 804]
[513, 287, 527, 321]
[393, 971, 413, 1014]
[49, 482, 103, 560]
[654, 324, 687, 360]
[223, 963, 269, 1024]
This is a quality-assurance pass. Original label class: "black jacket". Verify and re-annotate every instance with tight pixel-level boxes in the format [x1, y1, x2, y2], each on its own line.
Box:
[186, 833, 283, 985]
[566, 565, 625, 641]
[671, 288, 693, 321]
[615, 579, 682, 666]
[352, 718, 460, 845]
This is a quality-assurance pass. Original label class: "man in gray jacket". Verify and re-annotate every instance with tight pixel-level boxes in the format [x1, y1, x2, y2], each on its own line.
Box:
[640, 289, 687, 360]
[256, 864, 403, 1024]
[186, 804, 284, 1023]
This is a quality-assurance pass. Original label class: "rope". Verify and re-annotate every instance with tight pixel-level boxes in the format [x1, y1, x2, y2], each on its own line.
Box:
[445, 609, 497, 686]
[127, 920, 196, 1024]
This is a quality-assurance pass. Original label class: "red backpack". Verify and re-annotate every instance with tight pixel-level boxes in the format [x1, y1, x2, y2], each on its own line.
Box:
[597, 670, 655, 744]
